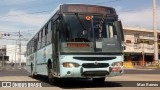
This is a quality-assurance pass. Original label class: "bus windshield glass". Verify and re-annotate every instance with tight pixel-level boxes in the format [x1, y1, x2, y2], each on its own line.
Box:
[61, 14, 121, 52]
[61, 14, 92, 42]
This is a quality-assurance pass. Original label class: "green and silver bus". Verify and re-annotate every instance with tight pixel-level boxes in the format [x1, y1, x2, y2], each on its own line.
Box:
[26, 4, 124, 84]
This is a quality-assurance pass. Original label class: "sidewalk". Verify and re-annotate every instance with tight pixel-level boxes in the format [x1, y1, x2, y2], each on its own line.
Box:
[124, 66, 159, 69]
[0, 66, 26, 70]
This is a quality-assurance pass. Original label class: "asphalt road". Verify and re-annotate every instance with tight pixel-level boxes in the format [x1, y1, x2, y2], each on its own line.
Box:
[124, 68, 160, 74]
[1, 67, 160, 76]
[0, 67, 28, 76]
[0, 67, 160, 90]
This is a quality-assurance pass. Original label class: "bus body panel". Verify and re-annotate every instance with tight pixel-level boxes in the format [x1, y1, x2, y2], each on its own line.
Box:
[26, 53, 35, 75]
[59, 55, 123, 78]
[36, 44, 53, 75]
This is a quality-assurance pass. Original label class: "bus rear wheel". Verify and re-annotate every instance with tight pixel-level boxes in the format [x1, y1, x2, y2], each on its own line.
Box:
[48, 63, 57, 85]
[30, 64, 36, 78]
[92, 77, 105, 83]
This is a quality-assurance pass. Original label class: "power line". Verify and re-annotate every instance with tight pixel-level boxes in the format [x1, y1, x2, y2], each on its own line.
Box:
[0, 10, 52, 18]
[0, 0, 56, 11]
[0, 1, 62, 19]
[96, 0, 122, 4]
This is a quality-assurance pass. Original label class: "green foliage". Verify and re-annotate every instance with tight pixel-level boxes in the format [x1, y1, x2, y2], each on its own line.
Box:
[124, 52, 130, 56]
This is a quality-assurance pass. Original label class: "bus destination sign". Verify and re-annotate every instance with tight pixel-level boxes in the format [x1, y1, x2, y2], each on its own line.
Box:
[62, 4, 116, 15]
[67, 43, 89, 48]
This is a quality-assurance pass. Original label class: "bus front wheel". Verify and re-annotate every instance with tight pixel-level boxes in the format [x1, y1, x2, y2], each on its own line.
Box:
[48, 63, 57, 85]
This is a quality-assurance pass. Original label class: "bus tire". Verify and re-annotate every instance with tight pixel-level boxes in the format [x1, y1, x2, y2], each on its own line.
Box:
[48, 63, 57, 85]
[92, 77, 105, 83]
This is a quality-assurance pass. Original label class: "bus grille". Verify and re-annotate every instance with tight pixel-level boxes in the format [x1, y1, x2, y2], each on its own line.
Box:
[73, 57, 116, 61]
[82, 71, 109, 76]
[82, 63, 109, 68]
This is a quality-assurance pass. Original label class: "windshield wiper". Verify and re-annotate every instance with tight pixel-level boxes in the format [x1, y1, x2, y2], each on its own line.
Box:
[99, 15, 106, 26]
[75, 13, 87, 30]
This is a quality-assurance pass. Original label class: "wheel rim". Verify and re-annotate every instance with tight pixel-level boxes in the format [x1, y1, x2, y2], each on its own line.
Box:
[48, 69, 53, 79]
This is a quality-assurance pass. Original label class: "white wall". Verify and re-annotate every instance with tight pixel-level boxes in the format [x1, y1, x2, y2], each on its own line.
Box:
[6, 45, 26, 63]
[124, 30, 154, 53]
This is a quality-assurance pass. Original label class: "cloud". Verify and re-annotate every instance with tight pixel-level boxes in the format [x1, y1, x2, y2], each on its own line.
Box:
[119, 8, 160, 30]
[1, 0, 34, 5]
[0, 10, 50, 31]
[0, 10, 51, 45]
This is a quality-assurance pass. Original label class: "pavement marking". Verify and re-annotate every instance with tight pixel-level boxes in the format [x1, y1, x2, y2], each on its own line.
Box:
[124, 68, 155, 70]
[134, 69, 154, 70]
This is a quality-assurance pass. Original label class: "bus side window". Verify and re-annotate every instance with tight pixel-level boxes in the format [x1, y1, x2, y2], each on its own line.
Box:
[48, 21, 52, 32]
[29, 42, 31, 55]
[42, 27, 46, 47]
[31, 40, 34, 54]
[26, 44, 28, 56]
[27, 43, 30, 55]
[38, 31, 42, 49]
[46, 21, 52, 45]
[34, 34, 38, 52]
[45, 24, 48, 45]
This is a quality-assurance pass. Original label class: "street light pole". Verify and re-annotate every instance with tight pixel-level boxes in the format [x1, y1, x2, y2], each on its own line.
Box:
[15, 40, 17, 66]
[153, 0, 158, 60]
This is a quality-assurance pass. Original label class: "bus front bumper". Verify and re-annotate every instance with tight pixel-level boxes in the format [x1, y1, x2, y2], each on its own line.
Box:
[59, 66, 123, 78]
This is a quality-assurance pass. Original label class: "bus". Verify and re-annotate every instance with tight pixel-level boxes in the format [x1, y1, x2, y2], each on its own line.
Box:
[26, 4, 124, 84]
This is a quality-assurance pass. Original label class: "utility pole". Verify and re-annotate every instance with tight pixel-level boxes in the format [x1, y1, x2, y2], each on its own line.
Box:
[18, 31, 22, 67]
[153, 0, 158, 60]
[15, 40, 17, 66]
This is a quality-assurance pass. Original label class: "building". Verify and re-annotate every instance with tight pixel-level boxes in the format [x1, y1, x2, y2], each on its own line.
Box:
[0, 45, 26, 66]
[123, 27, 160, 65]
[0, 45, 9, 66]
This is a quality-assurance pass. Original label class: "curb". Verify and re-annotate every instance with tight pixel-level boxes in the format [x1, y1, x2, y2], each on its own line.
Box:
[124, 66, 159, 69]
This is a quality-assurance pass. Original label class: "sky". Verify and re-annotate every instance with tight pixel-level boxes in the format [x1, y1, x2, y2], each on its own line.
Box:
[0, 0, 160, 45]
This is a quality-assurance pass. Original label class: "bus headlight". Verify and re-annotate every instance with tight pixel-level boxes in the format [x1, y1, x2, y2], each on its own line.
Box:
[63, 62, 80, 68]
[111, 62, 123, 66]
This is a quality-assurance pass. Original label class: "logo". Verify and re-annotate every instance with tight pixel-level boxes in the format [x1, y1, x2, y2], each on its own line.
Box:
[1, 81, 43, 87]
[106, 44, 115, 46]
[2, 82, 12, 87]
[94, 60, 98, 65]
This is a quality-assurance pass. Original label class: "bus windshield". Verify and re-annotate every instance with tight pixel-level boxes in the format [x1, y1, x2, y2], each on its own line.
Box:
[61, 14, 121, 52]
[62, 14, 119, 41]
[61, 14, 93, 42]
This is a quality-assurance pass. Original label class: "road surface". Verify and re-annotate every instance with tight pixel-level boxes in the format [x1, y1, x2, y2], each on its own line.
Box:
[0, 67, 160, 90]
